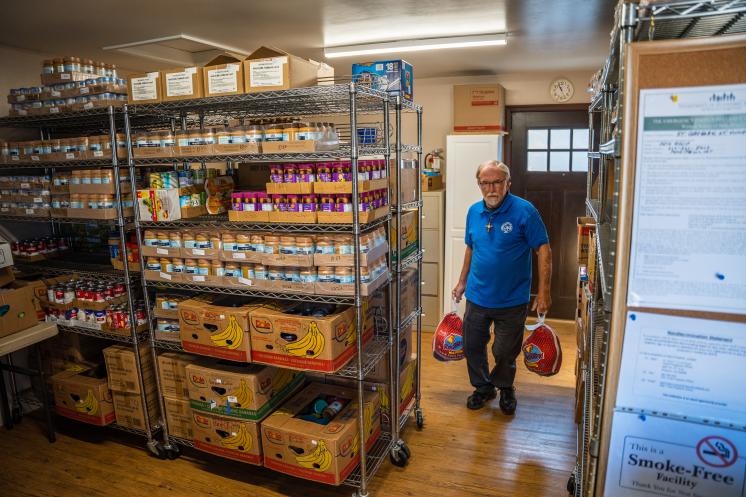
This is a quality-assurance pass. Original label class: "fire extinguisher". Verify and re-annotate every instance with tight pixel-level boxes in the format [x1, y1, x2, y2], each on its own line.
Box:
[424, 148, 444, 172]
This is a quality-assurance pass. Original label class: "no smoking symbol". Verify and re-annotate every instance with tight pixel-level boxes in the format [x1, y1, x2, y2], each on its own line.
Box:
[696, 436, 738, 468]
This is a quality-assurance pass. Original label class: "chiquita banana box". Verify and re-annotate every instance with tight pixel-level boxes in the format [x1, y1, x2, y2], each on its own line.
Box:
[192, 411, 263, 465]
[261, 382, 381, 486]
[249, 303, 372, 373]
[185, 358, 304, 421]
[178, 295, 261, 362]
[51, 366, 115, 426]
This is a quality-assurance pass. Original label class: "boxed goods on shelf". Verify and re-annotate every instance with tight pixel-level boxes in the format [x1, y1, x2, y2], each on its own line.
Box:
[352, 59, 413, 101]
[102, 343, 155, 394]
[137, 188, 182, 222]
[127, 72, 162, 104]
[155, 317, 180, 342]
[0, 279, 44, 338]
[392, 267, 418, 319]
[244, 46, 320, 93]
[157, 352, 198, 399]
[10, 236, 69, 263]
[153, 293, 189, 320]
[390, 159, 418, 204]
[421, 173, 443, 192]
[314, 263, 389, 297]
[178, 295, 260, 362]
[163, 396, 194, 440]
[452, 84, 505, 133]
[51, 367, 116, 426]
[192, 410, 263, 464]
[261, 382, 381, 485]
[111, 387, 160, 430]
[161, 66, 204, 101]
[367, 324, 415, 383]
[203, 53, 245, 97]
[185, 359, 304, 420]
[576, 216, 595, 264]
[391, 210, 418, 260]
[249, 303, 370, 373]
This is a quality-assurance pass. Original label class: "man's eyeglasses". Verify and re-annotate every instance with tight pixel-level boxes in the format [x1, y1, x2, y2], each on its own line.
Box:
[478, 179, 507, 188]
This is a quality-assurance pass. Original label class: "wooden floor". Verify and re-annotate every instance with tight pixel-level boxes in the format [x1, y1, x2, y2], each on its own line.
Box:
[0, 319, 577, 497]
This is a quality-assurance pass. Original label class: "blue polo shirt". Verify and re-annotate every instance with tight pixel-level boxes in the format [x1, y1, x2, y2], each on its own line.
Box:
[464, 193, 549, 309]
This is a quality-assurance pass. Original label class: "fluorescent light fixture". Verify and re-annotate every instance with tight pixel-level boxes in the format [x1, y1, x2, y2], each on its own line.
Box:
[324, 33, 507, 58]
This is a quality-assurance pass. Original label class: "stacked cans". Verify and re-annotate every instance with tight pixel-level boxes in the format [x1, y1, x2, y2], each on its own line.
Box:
[11, 236, 69, 257]
[45, 297, 147, 331]
[46, 277, 126, 305]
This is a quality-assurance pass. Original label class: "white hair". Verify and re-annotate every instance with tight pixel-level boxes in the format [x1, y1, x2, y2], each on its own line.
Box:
[475, 160, 511, 181]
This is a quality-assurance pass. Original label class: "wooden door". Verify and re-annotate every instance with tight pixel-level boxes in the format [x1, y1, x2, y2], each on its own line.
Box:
[508, 108, 588, 319]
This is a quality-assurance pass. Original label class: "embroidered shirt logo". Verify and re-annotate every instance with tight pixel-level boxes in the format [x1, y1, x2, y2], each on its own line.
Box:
[501, 222, 513, 234]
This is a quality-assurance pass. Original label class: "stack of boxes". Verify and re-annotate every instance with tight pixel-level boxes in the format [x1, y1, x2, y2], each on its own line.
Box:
[157, 352, 197, 441]
[575, 216, 596, 423]
[103, 344, 160, 430]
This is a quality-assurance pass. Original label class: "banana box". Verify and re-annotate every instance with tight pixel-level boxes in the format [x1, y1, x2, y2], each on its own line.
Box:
[102, 343, 155, 394]
[261, 382, 381, 486]
[249, 304, 373, 373]
[111, 387, 160, 430]
[192, 411, 262, 465]
[51, 367, 116, 426]
[178, 294, 259, 362]
[163, 396, 195, 440]
[390, 210, 418, 262]
[185, 359, 304, 421]
[157, 352, 199, 399]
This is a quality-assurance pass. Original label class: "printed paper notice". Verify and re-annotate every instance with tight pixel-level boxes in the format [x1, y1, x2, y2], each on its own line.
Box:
[250, 57, 287, 87]
[165, 71, 194, 97]
[604, 411, 746, 497]
[627, 84, 746, 314]
[616, 311, 746, 426]
[207, 66, 238, 94]
[131, 76, 158, 101]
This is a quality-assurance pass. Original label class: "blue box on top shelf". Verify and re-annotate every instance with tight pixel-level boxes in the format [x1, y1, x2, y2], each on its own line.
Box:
[352, 60, 413, 101]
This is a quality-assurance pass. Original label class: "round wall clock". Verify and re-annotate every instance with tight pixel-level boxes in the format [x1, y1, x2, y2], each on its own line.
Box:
[550, 78, 574, 103]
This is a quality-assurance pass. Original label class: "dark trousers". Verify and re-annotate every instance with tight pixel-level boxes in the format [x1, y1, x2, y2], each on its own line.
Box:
[463, 300, 528, 394]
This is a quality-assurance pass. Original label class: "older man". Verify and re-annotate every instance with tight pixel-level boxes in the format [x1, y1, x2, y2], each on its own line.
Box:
[452, 160, 552, 414]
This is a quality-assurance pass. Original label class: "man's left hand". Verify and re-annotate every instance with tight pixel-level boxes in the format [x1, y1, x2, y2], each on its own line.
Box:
[531, 290, 552, 315]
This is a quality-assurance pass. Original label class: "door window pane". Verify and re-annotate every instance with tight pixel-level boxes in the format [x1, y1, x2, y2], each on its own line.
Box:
[572, 151, 588, 172]
[573, 128, 589, 149]
[528, 151, 547, 171]
[550, 129, 571, 149]
[549, 151, 570, 172]
[528, 129, 548, 149]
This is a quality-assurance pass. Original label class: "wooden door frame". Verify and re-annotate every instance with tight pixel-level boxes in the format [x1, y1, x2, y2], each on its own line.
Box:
[504, 103, 589, 170]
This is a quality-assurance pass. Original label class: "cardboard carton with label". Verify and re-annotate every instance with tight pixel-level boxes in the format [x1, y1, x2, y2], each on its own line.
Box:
[244, 46, 319, 93]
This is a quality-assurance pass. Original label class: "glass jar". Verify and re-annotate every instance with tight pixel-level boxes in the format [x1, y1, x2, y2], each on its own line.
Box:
[182, 232, 195, 249]
[335, 267, 354, 284]
[211, 260, 225, 277]
[299, 267, 317, 283]
[145, 257, 161, 271]
[80, 169, 92, 185]
[296, 236, 314, 255]
[264, 235, 279, 254]
[254, 264, 267, 280]
[175, 130, 190, 147]
[236, 233, 251, 252]
[210, 234, 221, 251]
[160, 257, 174, 273]
[296, 122, 314, 141]
[169, 231, 182, 248]
[284, 267, 300, 283]
[245, 124, 263, 143]
[315, 236, 335, 254]
[195, 233, 210, 249]
[360, 266, 371, 283]
[222, 232, 237, 252]
[99, 194, 114, 209]
[241, 263, 254, 280]
[82, 59, 94, 74]
[334, 235, 354, 255]
[202, 128, 216, 146]
[266, 266, 282, 281]
[264, 123, 284, 142]
[157, 231, 170, 247]
[224, 262, 241, 278]
[285, 123, 298, 141]
[184, 259, 199, 275]
[317, 266, 335, 283]
[70, 194, 82, 209]
[250, 234, 264, 253]
[279, 236, 296, 255]
[160, 131, 175, 148]
[172, 258, 185, 273]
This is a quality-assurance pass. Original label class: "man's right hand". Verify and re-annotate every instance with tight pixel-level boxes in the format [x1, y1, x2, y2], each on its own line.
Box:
[452, 281, 466, 303]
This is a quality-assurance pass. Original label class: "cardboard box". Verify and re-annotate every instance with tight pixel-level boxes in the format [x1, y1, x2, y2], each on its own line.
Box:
[0, 280, 42, 338]
[192, 411, 263, 465]
[153, 293, 188, 320]
[312, 178, 387, 195]
[577, 216, 596, 264]
[266, 182, 315, 195]
[249, 304, 370, 373]
[137, 188, 181, 222]
[157, 352, 198, 399]
[0, 268, 15, 288]
[161, 66, 204, 101]
[0, 242, 14, 269]
[314, 269, 390, 297]
[392, 266, 418, 320]
[390, 159, 418, 204]
[164, 396, 195, 440]
[178, 295, 258, 362]
[313, 241, 388, 267]
[453, 84, 505, 133]
[203, 53, 245, 97]
[352, 60, 413, 101]
[65, 207, 133, 220]
[112, 387, 160, 430]
[421, 174, 443, 191]
[51, 367, 116, 426]
[244, 46, 319, 93]
[128, 72, 162, 105]
[68, 182, 130, 196]
[261, 382, 381, 485]
[40, 71, 89, 85]
[102, 343, 155, 394]
[185, 359, 304, 420]
[316, 206, 388, 225]
[391, 210, 418, 260]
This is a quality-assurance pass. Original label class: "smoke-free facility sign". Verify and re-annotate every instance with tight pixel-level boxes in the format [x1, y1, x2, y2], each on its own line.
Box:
[605, 411, 746, 497]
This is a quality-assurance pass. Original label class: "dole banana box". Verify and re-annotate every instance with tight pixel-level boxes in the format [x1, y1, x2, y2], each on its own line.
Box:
[163, 396, 195, 440]
[261, 382, 381, 486]
[157, 352, 199, 399]
[51, 366, 116, 426]
[111, 386, 160, 430]
[178, 295, 259, 362]
[249, 304, 372, 373]
[102, 343, 155, 394]
[390, 210, 418, 261]
[192, 411, 262, 465]
[185, 359, 304, 421]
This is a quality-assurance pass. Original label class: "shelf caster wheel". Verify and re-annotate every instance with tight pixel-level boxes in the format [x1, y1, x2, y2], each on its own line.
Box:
[165, 444, 181, 460]
[415, 408, 424, 429]
[147, 441, 168, 460]
[389, 440, 410, 467]
[567, 473, 576, 495]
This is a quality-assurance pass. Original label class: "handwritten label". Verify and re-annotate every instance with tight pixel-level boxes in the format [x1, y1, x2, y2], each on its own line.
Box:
[232, 252, 246, 259]
[191, 248, 205, 256]
[65, 153, 74, 159]
[156, 248, 169, 255]
[238, 277, 252, 286]
[192, 275, 206, 282]
[159, 272, 172, 280]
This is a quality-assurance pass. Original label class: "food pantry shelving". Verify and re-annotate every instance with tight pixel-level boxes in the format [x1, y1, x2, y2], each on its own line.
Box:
[0, 106, 164, 445]
[121, 79, 424, 495]
[574, 2, 746, 496]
